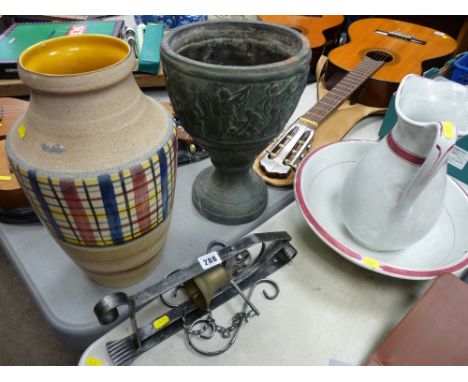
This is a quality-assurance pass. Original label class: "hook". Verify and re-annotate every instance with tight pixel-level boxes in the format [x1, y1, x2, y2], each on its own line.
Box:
[160, 268, 186, 308]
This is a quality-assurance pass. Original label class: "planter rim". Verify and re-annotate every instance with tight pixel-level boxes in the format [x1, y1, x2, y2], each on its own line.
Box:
[161, 20, 311, 79]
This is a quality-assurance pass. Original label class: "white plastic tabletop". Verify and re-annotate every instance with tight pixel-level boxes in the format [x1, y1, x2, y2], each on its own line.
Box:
[79, 200, 431, 366]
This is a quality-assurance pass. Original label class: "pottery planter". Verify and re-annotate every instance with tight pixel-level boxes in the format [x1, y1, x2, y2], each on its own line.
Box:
[6, 35, 177, 287]
[161, 20, 310, 224]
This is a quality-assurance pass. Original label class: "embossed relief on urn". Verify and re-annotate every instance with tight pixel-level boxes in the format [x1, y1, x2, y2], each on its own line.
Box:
[161, 21, 310, 224]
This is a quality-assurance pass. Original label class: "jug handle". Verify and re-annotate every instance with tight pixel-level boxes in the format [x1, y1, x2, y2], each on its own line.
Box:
[397, 121, 457, 212]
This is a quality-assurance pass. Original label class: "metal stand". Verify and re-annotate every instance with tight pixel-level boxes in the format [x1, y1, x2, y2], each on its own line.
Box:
[94, 231, 297, 365]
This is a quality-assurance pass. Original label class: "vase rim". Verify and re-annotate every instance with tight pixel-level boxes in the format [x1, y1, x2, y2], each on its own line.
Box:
[18, 34, 135, 93]
[19, 34, 131, 77]
[161, 20, 311, 77]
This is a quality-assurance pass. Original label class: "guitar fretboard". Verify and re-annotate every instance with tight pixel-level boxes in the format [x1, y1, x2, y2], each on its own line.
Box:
[302, 57, 386, 126]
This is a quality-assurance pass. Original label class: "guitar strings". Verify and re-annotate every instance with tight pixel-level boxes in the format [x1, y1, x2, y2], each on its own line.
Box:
[0, 112, 28, 117]
[308, 57, 388, 122]
[0, 108, 29, 118]
[308, 58, 383, 121]
[306, 35, 404, 124]
[301, 63, 376, 123]
[311, 36, 402, 120]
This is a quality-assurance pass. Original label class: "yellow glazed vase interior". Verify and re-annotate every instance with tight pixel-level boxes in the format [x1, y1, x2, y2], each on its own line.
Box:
[20, 34, 130, 75]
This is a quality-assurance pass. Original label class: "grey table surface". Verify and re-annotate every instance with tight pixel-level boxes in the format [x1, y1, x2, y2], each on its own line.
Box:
[0, 84, 320, 350]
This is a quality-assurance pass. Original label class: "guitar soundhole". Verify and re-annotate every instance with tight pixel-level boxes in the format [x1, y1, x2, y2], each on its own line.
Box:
[365, 50, 394, 63]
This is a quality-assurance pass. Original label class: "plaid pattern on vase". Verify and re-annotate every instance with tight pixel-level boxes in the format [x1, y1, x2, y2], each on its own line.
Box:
[11, 132, 177, 247]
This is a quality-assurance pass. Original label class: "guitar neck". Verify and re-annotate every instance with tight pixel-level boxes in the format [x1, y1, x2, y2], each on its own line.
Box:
[302, 57, 386, 126]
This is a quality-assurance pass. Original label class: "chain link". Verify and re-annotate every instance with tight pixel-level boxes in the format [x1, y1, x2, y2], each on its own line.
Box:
[183, 307, 255, 340]
[214, 311, 252, 338]
[184, 279, 280, 356]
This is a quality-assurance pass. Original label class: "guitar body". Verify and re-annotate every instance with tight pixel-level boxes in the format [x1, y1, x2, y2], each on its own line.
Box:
[324, 18, 458, 107]
[0, 97, 29, 139]
[260, 15, 345, 76]
[0, 97, 29, 208]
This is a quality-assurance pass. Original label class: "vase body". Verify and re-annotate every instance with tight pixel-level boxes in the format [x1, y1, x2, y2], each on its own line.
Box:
[6, 35, 177, 287]
[161, 20, 310, 224]
[340, 74, 468, 251]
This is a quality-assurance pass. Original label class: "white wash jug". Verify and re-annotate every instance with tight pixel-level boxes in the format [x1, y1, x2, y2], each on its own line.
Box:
[340, 74, 468, 251]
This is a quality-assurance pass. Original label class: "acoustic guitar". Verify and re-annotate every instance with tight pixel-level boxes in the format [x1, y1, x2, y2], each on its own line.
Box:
[0, 97, 30, 208]
[256, 18, 457, 183]
[324, 17, 458, 107]
[259, 15, 345, 77]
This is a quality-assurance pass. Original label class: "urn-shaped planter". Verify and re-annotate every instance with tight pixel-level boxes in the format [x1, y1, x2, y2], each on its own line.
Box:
[161, 20, 310, 224]
[6, 35, 177, 287]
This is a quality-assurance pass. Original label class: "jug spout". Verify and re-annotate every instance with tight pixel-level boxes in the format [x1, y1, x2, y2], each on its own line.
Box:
[396, 74, 468, 138]
[393, 74, 468, 212]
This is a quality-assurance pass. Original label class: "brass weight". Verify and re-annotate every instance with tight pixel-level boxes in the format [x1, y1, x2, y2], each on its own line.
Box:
[184, 266, 231, 311]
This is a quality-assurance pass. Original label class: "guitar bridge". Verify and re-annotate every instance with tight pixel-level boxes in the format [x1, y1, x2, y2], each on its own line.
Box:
[259, 121, 314, 178]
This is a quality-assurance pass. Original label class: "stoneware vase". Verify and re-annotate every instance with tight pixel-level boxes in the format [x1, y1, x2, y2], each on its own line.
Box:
[340, 74, 468, 251]
[6, 35, 177, 287]
[161, 20, 310, 225]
